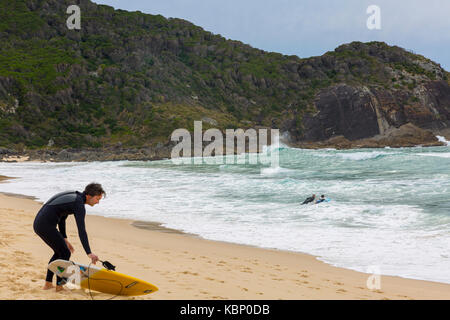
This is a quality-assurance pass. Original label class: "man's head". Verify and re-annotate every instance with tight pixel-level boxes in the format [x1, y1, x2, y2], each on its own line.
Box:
[84, 183, 106, 206]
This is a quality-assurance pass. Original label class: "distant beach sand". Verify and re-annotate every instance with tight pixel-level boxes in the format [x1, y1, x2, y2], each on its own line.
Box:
[0, 175, 449, 300]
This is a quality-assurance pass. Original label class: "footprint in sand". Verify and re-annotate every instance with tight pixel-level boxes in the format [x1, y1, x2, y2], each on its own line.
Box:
[180, 271, 199, 276]
[373, 290, 384, 294]
[272, 278, 284, 281]
[240, 267, 253, 274]
[138, 264, 152, 270]
[0, 240, 9, 247]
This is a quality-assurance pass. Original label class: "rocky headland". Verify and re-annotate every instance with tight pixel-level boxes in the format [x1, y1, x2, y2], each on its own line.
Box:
[0, 0, 449, 162]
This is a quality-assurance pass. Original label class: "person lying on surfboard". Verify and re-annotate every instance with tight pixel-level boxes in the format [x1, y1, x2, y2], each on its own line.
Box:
[33, 183, 105, 292]
[301, 194, 316, 205]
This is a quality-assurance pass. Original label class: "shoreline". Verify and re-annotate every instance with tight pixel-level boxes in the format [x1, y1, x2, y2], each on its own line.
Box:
[134, 218, 450, 287]
[131, 218, 450, 287]
[1, 134, 449, 163]
[1, 175, 450, 299]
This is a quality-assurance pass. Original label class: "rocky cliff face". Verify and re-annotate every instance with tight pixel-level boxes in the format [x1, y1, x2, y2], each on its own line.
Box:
[298, 79, 450, 147]
[289, 41, 450, 148]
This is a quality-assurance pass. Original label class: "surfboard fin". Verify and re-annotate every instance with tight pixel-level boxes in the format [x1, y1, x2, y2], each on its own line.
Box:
[101, 260, 116, 271]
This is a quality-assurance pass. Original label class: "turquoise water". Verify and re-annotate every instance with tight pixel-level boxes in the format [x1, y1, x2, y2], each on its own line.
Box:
[1, 143, 449, 283]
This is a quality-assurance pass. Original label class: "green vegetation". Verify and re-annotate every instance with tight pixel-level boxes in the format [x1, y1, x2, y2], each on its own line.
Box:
[0, 42, 77, 94]
[0, 1, 446, 150]
[0, 0, 45, 35]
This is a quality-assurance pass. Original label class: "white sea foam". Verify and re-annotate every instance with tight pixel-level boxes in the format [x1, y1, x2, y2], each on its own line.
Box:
[436, 135, 450, 146]
[259, 166, 295, 176]
[337, 151, 392, 161]
[416, 153, 450, 159]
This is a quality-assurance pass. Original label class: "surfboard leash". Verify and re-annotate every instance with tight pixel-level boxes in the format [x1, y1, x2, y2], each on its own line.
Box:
[86, 261, 124, 300]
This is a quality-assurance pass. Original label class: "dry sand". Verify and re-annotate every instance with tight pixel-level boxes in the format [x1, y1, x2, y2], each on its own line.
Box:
[0, 175, 449, 300]
[0, 156, 30, 162]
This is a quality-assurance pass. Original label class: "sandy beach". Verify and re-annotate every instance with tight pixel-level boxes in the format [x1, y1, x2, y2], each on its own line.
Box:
[0, 175, 449, 300]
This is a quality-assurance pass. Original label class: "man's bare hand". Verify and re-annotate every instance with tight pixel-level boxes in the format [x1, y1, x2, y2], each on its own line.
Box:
[88, 253, 99, 264]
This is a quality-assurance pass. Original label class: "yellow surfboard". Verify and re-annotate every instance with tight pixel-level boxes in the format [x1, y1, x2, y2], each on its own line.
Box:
[48, 259, 158, 296]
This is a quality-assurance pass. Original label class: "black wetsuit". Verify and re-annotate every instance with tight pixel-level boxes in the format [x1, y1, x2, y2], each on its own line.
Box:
[33, 191, 91, 285]
[301, 196, 315, 205]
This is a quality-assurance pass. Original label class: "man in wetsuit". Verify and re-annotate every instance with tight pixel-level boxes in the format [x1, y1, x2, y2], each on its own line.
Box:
[316, 195, 326, 204]
[301, 194, 316, 205]
[33, 183, 105, 291]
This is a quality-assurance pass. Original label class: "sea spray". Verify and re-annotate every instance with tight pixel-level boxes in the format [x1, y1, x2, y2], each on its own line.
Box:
[436, 135, 450, 146]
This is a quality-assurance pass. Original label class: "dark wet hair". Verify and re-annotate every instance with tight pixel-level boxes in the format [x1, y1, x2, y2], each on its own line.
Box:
[84, 183, 106, 197]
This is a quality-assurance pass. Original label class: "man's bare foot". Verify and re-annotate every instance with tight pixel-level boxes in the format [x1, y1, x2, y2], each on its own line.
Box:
[43, 281, 54, 290]
[55, 285, 67, 292]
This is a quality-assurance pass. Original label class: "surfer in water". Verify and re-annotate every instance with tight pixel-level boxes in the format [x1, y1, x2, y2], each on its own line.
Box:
[316, 195, 326, 204]
[301, 194, 316, 205]
[33, 183, 105, 292]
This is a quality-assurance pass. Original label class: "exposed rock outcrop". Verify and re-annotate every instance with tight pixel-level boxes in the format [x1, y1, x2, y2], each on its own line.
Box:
[298, 80, 449, 148]
[295, 123, 442, 149]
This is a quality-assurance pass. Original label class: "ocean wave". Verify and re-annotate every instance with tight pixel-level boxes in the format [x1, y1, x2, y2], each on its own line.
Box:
[259, 166, 292, 176]
[416, 153, 450, 159]
[436, 135, 450, 146]
[337, 151, 393, 161]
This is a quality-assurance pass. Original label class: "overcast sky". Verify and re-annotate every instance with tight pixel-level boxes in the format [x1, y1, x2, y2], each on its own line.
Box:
[93, 0, 450, 71]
